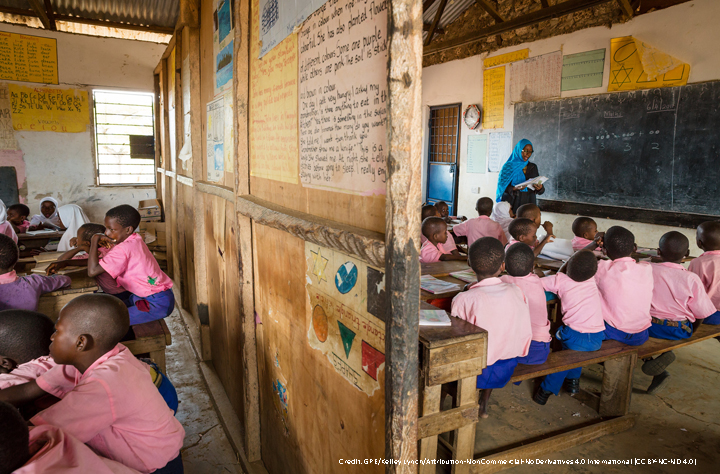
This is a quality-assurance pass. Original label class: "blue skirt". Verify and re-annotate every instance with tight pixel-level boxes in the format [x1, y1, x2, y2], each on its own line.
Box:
[476, 358, 518, 389]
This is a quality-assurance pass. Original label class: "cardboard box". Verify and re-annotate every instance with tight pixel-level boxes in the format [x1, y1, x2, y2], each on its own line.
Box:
[140, 222, 166, 248]
[138, 199, 163, 219]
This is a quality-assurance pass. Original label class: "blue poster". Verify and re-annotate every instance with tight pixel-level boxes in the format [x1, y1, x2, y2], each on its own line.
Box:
[216, 41, 233, 89]
[218, 0, 232, 43]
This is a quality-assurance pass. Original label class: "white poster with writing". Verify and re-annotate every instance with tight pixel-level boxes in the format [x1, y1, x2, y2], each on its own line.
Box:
[298, 0, 388, 196]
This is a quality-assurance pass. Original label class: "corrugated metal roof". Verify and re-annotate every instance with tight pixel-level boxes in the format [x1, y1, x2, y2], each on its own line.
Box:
[423, 0, 476, 42]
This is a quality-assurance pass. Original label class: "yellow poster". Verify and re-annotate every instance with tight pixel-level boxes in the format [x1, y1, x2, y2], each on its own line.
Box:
[482, 66, 505, 129]
[0, 32, 58, 85]
[484, 48, 529, 68]
[609, 36, 690, 92]
[248, 0, 299, 184]
[9, 85, 89, 133]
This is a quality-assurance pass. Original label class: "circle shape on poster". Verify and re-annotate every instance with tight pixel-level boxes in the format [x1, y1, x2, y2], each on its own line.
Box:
[335, 262, 358, 294]
[312, 305, 328, 343]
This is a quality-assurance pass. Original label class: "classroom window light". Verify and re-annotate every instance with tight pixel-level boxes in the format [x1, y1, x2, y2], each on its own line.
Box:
[93, 90, 156, 186]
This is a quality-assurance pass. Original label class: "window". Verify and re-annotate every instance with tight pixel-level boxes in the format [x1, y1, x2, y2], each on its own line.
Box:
[93, 90, 156, 185]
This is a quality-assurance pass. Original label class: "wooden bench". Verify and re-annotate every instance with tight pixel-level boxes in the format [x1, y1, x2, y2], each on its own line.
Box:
[124, 319, 173, 373]
[37, 274, 99, 321]
[638, 323, 720, 359]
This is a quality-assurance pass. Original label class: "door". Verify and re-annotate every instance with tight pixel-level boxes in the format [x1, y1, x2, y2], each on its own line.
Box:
[426, 104, 461, 215]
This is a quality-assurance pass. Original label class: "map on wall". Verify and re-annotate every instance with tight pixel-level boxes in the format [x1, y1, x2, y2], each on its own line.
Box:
[0, 32, 58, 85]
[258, 0, 330, 58]
[298, 0, 388, 195]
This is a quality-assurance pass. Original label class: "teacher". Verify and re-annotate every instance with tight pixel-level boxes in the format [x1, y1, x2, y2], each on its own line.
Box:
[495, 138, 545, 212]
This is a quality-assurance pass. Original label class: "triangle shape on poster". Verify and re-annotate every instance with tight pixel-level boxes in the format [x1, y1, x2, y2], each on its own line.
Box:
[361, 341, 385, 381]
[337, 321, 356, 359]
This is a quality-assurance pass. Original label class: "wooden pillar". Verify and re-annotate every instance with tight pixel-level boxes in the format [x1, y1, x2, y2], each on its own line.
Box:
[385, 0, 423, 471]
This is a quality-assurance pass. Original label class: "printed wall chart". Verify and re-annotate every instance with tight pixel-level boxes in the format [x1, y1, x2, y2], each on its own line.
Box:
[9, 85, 89, 133]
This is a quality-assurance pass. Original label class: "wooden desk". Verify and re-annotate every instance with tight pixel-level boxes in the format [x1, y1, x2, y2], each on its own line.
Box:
[632, 252, 695, 264]
[17, 231, 64, 257]
[37, 273, 98, 320]
[418, 302, 487, 474]
[421, 260, 470, 277]
[535, 257, 564, 272]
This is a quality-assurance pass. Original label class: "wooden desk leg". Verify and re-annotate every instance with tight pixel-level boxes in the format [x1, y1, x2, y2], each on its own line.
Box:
[149, 349, 167, 374]
[418, 383, 441, 474]
[599, 352, 637, 417]
[451, 376, 478, 474]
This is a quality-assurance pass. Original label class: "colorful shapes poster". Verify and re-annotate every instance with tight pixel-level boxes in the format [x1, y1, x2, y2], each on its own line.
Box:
[609, 36, 690, 92]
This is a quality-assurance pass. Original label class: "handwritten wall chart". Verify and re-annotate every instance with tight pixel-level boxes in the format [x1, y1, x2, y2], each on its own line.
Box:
[0, 83, 18, 150]
[0, 32, 58, 85]
[482, 66, 505, 129]
[9, 85, 89, 133]
[298, 0, 388, 195]
[487, 131, 512, 173]
[508, 51, 562, 103]
[249, 0, 299, 183]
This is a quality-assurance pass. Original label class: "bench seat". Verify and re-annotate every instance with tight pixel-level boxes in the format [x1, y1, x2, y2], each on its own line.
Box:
[638, 324, 720, 359]
[123, 319, 172, 373]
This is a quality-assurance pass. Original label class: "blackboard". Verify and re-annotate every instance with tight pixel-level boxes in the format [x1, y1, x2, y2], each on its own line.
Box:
[513, 82, 720, 219]
[0, 166, 19, 206]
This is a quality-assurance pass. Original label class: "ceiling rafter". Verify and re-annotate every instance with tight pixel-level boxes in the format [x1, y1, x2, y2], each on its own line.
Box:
[425, 0, 448, 46]
[27, 0, 55, 30]
[616, 0, 634, 17]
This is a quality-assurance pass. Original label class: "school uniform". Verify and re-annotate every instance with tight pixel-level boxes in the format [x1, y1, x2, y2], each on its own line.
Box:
[649, 262, 718, 339]
[419, 239, 451, 263]
[540, 273, 605, 395]
[500, 274, 551, 364]
[451, 278, 532, 388]
[15, 219, 30, 234]
[0, 271, 71, 311]
[505, 238, 537, 252]
[571, 236, 603, 256]
[595, 258, 653, 345]
[689, 250, 720, 324]
[32, 344, 185, 473]
[0, 220, 18, 242]
[0, 355, 56, 390]
[99, 233, 175, 325]
[453, 216, 508, 247]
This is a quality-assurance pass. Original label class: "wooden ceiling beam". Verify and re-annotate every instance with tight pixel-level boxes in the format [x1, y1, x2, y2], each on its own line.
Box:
[476, 0, 506, 23]
[43, 0, 57, 30]
[0, 6, 37, 17]
[425, 0, 448, 46]
[541, 0, 551, 7]
[27, 0, 55, 30]
[53, 15, 175, 34]
[423, 0, 438, 11]
[616, 0, 635, 17]
[424, 0, 614, 56]
[423, 23, 444, 33]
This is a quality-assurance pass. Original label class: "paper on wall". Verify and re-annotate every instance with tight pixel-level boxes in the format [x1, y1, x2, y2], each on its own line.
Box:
[608, 36, 690, 91]
[487, 131, 512, 173]
[508, 51, 562, 104]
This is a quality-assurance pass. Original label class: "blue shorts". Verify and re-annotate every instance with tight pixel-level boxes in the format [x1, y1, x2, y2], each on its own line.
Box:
[116, 288, 176, 325]
[703, 311, 720, 325]
[648, 319, 692, 340]
[476, 358, 519, 389]
[516, 340, 550, 365]
[603, 323, 649, 346]
[540, 326, 604, 396]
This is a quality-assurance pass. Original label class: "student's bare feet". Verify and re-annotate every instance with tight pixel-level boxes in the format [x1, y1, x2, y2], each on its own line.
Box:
[478, 389, 493, 418]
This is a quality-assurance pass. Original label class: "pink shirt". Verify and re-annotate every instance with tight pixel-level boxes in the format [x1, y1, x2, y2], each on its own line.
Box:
[33, 344, 185, 473]
[0, 355, 56, 389]
[451, 278, 532, 365]
[0, 221, 18, 242]
[15, 425, 140, 474]
[689, 250, 720, 311]
[541, 273, 605, 333]
[419, 239, 450, 263]
[571, 236, 603, 256]
[16, 219, 30, 233]
[649, 262, 717, 322]
[453, 216, 508, 247]
[439, 231, 457, 253]
[73, 247, 127, 295]
[500, 274, 552, 343]
[99, 233, 173, 297]
[595, 257, 654, 333]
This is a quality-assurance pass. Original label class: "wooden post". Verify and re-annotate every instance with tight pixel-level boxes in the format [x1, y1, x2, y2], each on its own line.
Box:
[385, 0, 423, 471]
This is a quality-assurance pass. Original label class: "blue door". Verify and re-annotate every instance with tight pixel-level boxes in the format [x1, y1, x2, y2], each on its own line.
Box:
[425, 104, 461, 215]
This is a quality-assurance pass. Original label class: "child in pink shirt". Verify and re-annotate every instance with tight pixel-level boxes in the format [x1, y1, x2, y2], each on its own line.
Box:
[452, 237, 532, 418]
[516, 203, 554, 241]
[453, 197, 508, 247]
[534, 250, 605, 405]
[500, 243, 551, 365]
[7, 203, 31, 235]
[506, 218, 554, 257]
[0, 199, 18, 243]
[419, 217, 466, 263]
[87, 205, 175, 326]
[434, 201, 466, 223]
[0, 309, 55, 389]
[689, 221, 720, 324]
[0, 294, 185, 473]
[420, 204, 457, 253]
[571, 216, 599, 251]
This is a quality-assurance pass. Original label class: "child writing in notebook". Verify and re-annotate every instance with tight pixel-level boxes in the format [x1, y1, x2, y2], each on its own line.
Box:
[86, 205, 175, 325]
[689, 221, 720, 324]
[0, 200, 18, 243]
[500, 243, 552, 365]
[420, 217, 466, 263]
[534, 250, 605, 405]
[6, 204, 30, 235]
[0, 235, 71, 312]
[0, 294, 185, 473]
[453, 197, 507, 247]
[451, 237, 532, 418]
[506, 218, 554, 257]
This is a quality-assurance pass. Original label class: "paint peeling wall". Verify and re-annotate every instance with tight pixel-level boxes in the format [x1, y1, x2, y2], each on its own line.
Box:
[0, 23, 166, 222]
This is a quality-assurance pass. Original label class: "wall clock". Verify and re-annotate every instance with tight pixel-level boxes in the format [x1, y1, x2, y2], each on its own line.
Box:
[463, 104, 481, 130]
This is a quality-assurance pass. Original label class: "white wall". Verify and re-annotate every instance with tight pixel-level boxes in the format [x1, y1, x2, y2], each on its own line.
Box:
[0, 23, 166, 222]
[421, 0, 720, 254]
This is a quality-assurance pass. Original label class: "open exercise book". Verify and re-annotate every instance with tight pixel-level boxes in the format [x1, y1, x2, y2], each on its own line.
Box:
[24, 228, 58, 235]
[419, 309, 452, 327]
[514, 175, 549, 189]
[420, 275, 461, 294]
[31, 262, 86, 275]
[449, 270, 477, 284]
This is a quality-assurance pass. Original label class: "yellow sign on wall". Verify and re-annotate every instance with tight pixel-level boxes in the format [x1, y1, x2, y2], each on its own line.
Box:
[482, 66, 506, 129]
[0, 32, 58, 85]
[609, 36, 690, 92]
[9, 85, 89, 133]
[484, 48, 529, 68]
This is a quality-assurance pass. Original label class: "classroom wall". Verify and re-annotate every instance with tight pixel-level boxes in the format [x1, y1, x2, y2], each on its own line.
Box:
[0, 23, 166, 222]
[421, 0, 720, 255]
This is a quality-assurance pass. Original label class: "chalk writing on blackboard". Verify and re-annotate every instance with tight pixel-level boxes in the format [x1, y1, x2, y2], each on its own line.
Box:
[0, 32, 58, 85]
[298, 0, 388, 195]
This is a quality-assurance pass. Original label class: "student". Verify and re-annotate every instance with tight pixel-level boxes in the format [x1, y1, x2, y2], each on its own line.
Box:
[500, 243, 551, 365]
[434, 201, 466, 223]
[645, 231, 718, 394]
[56, 204, 90, 252]
[0, 401, 141, 474]
[490, 200, 515, 243]
[421, 204, 459, 255]
[0, 234, 71, 312]
[0, 309, 55, 389]
[0, 199, 18, 243]
[29, 197, 63, 231]
[451, 237, 532, 418]
[516, 203, 553, 240]
[507, 218, 554, 257]
[420, 217, 466, 263]
[47, 223, 126, 296]
[571, 217, 599, 251]
[7, 203, 30, 234]
[534, 251, 605, 405]
[585, 226, 653, 345]
[453, 197, 508, 247]
[0, 294, 185, 473]
[87, 205, 175, 325]
[689, 221, 720, 323]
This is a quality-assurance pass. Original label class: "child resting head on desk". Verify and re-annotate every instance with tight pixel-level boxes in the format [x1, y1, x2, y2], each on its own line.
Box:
[420, 217, 466, 263]
[28, 197, 63, 231]
[452, 197, 507, 247]
[0, 199, 18, 243]
[0, 294, 185, 474]
[86, 205, 175, 326]
[7, 204, 30, 235]
[0, 234, 71, 312]
[451, 237, 532, 418]
[507, 218, 554, 257]
[689, 221, 720, 319]
[0, 310, 54, 384]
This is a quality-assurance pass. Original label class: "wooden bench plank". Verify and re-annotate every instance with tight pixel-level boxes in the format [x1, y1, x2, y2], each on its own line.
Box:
[638, 324, 720, 359]
[418, 402, 478, 439]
